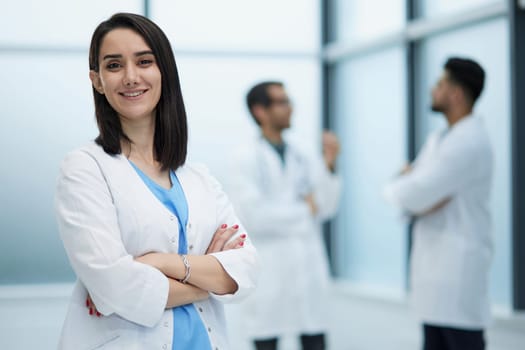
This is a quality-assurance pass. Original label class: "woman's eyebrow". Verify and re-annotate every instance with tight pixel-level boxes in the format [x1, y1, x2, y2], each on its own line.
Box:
[135, 50, 154, 57]
[102, 53, 122, 61]
[102, 50, 154, 61]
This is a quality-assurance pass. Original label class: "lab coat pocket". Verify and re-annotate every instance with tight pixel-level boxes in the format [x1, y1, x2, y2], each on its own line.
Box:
[85, 332, 121, 350]
[60, 289, 128, 350]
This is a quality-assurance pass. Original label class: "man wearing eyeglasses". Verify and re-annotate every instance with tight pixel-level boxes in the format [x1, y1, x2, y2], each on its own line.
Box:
[228, 81, 342, 350]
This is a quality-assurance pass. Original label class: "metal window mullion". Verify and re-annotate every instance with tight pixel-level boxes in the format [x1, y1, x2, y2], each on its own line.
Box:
[405, 0, 418, 292]
[144, 0, 150, 18]
[406, 2, 508, 40]
[322, 0, 338, 276]
[510, 0, 525, 311]
[323, 2, 508, 64]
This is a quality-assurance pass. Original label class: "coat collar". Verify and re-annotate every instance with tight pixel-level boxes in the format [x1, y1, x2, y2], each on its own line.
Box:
[86, 142, 195, 225]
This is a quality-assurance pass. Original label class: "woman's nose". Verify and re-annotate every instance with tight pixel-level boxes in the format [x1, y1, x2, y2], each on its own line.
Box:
[123, 65, 139, 87]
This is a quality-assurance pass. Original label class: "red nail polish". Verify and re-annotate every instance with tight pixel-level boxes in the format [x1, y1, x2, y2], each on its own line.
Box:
[233, 224, 239, 229]
[89, 308, 94, 315]
[239, 241, 244, 246]
[240, 234, 246, 238]
[221, 224, 227, 229]
[96, 311, 101, 317]
[86, 299, 89, 307]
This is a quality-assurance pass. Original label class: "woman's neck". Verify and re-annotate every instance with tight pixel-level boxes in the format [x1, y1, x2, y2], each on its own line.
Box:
[121, 118, 156, 165]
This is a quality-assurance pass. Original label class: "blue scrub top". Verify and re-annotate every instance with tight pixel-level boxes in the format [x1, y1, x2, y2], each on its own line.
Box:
[130, 161, 212, 350]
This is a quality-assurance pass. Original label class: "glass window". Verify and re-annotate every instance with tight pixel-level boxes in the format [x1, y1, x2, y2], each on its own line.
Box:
[151, 0, 320, 52]
[416, 18, 511, 307]
[0, 54, 97, 283]
[332, 47, 408, 294]
[0, 0, 143, 47]
[332, 0, 405, 44]
[419, 0, 502, 18]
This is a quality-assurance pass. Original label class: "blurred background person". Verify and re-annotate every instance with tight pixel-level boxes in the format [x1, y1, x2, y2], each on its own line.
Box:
[384, 57, 492, 350]
[227, 81, 341, 350]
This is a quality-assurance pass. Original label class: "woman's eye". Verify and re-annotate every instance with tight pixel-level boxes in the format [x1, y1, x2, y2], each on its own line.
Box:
[139, 59, 154, 66]
[106, 62, 121, 70]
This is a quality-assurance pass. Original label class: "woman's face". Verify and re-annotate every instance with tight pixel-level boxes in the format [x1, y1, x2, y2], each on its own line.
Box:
[90, 28, 162, 124]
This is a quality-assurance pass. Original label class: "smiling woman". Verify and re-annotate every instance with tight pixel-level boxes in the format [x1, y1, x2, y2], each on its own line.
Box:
[54, 13, 258, 350]
[90, 29, 162, 135]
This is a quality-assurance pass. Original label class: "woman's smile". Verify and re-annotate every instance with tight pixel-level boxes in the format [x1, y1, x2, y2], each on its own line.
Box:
[119, 89, 148, 99]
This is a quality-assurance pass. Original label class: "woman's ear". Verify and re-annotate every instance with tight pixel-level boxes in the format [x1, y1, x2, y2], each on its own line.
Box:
[89, 71, 104, 94]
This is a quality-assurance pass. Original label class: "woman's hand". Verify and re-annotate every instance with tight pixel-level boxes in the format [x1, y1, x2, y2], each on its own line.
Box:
[206, 224, 247, 254]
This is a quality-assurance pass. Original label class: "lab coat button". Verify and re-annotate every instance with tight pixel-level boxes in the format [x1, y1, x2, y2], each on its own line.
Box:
[162, 344, 167, 349]
[170, 237, 176, 243]
[198, 307, 203, 312]
[169, 216, 175, 221]
[189, 244, 194, 250]
[208, 327, 211, 332]
[187, 223, 192, 229]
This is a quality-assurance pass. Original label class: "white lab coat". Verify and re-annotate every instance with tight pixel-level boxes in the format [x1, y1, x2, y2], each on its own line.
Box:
[54, 142, 258, 350]
[226, 136, 341, 338]
[384, 115, 493, 329]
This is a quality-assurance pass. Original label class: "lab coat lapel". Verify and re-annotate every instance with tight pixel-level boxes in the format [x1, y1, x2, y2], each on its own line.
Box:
[175, 165, 192, 229]
[117, 155, 176, 219]
[258, 137, 286, 178]
[175, 165, 216, 253]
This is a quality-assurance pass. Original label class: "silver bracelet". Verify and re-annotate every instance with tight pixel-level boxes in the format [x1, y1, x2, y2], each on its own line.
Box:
[180, 254, 191, 284]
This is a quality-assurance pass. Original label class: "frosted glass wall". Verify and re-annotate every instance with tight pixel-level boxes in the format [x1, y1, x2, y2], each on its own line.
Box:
[332, 48, 408, 295]
[0, 1, 143, 284]
[333, 0, 405, 43]
[419, 0, 503, 18]
[151, 0, 320, 52]
[0, 0, 142, 47]
[330, 0, 408, 295]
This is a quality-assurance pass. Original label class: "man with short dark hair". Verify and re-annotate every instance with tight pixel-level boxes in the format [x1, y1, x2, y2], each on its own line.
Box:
[384, 57, 493, 350]
[229, 81, 341, 350]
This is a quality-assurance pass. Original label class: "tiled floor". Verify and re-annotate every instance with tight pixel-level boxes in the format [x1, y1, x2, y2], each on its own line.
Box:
[1, 283, 524, 349]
